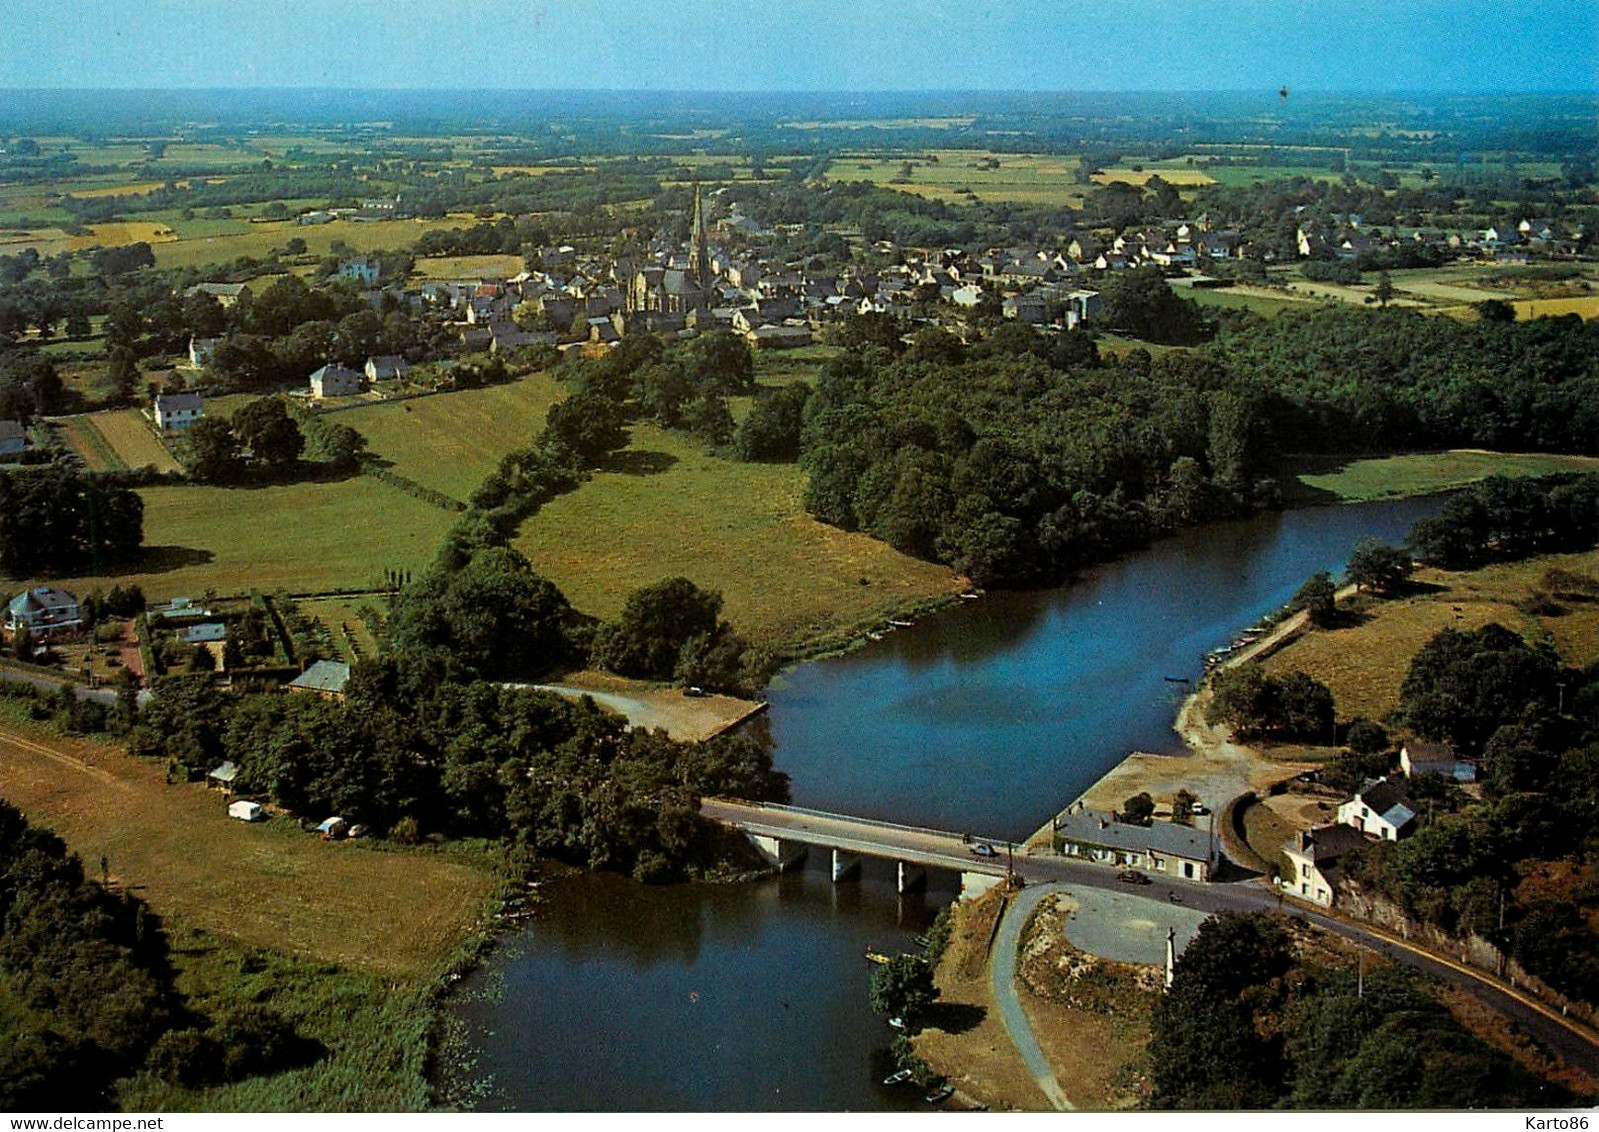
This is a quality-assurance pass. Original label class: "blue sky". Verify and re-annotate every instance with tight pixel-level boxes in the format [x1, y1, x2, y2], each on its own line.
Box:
[2, 0, 1595, 91]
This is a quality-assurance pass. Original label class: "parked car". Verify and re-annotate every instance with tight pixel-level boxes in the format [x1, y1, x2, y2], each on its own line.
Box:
[970, 842, 997, 857]
[1117, 869, 1151, 885]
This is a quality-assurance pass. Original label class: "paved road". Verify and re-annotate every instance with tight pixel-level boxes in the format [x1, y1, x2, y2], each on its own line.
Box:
[0, 665, 120, 707]
[989, 882, 1074, 1111]
[703, 798, 1599, 1077]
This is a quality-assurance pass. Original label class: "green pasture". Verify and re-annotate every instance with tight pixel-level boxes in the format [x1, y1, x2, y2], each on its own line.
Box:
[1287, 450, 1599, 505]
[824, 149, 1089, 207]
[339, 376, 566, 501]
[35, 477, 454, 601]
[1182, 287, 1300, 317]
[512, 420, 958, 653]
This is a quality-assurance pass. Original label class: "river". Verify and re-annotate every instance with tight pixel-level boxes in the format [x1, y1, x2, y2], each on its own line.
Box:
[447, 495, 1445, 1111]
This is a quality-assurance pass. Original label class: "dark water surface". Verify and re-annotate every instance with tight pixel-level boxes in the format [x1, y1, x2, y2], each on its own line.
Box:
[451, 496, 1444, 1111]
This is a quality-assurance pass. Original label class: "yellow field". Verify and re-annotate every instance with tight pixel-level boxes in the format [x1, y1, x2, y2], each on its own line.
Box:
[1513, 295, 1599, 320]
[69, 181, 183, 199]
[89, 409, 184, 473]
[411, 253, 527, 279]
[150, 216, 476, 270]
[1091, 168, 1216, 186]
[74, 221, 178, 248]
[1263, 549, 1599, 723]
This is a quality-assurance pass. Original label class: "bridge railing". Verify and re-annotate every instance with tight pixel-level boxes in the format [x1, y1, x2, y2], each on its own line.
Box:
[703, 797, 1016, 849]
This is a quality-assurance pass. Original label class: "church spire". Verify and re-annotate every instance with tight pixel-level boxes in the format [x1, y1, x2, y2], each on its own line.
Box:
[690, 182, 711, 291]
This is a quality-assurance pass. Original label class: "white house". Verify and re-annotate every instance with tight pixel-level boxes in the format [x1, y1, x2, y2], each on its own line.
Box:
[154, 391, 205, 432]
[187, 336, 221, 368]
[6, 586, 82, 638]
[951, 284, 984, 307]
[1336, 776, 1417, 841]
[1052, 809, 1218, 882]
[308, 364, 364, 399]
[364, 355, 410, 382]
[1280, 824, 1369, 907]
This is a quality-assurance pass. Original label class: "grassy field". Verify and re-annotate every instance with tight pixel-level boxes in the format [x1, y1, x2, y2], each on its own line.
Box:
[1262, 548, 1599, 724]
[86, 409, 185, 473]
[513, 420, 960, 652]
[1090, 167, 1215, 186]
[339, 377, 565, 501]
[0, 714, 504, 1111]
[1289, 450, 1599, 504]
[37, 477, 455, 601]
[1182, 286, 1302, 317]
[147, 216, 479, 271]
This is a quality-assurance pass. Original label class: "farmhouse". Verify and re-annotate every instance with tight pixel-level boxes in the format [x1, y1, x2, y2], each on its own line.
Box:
[1052, 809, 1218, 881]
[365, 355, 410, 382]
[1280, 823, 1369, 907]
[309, 364, 365, 399]
[6, 586, 82, 638]
[154, 391, 205, 432]
[1336, 775, 1417, 841]
[288, 659, 351, 701]
[186, 282, 246, 307]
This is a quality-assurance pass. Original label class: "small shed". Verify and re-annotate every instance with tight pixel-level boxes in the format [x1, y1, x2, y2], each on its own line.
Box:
[207, 761, 239, 790]
[228, 800, 264, 822]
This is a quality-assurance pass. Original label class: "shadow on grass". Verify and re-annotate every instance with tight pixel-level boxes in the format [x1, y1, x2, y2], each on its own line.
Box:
[604, 449, 679, 476]
[921, 1001, 986, 1035]
[124, 546, 216, 575]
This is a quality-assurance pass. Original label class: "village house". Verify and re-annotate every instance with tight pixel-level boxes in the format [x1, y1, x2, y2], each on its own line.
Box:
[6, 586, 82, 639]
[185, 282, 246, 307]
[1336, 775, 1417, 841]
[338, 257, 381, 285]
[364, 355, 409, 382]
[1052, 809, 1218, 881]
[187, 336, 221, 368]
[288, 659, 351, 701]
[1280, 823, 1369, 907]
[308, 364, 364, 399]
[154, 391, 205, 432]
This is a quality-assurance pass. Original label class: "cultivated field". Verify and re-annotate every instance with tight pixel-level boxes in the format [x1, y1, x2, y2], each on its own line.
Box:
[1289, 450, 1599, 504]
[84, 409, 185, 473]
[297, 595, 384, 662]
[1262, 548, 1599, 723]
[1090, 167, 1215, 186]
[38, 477, 455, 601]
[512, 419, 960, 652]
[149, 215, 479, 271]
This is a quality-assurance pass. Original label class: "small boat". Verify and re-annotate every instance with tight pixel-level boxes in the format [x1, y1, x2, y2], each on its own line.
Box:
[924, 1084, 954, 1104]
[883, 1069, 913, 1086]
[887, 619, 913, 629]
[1162, 676, 1190, 683]
[866, 631, 884, 641]
[912, 934, 931, 948]
[888, 1016, 906, 1030]
[959, 592, 981, 601]
[864, 947, 891, 965]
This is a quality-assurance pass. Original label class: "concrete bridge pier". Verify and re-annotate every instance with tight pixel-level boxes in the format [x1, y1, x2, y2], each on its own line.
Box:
[896, 861, 926, 894]
[831, 848, 861, 882]
[961, 871, 1003, 901]
[747, 833, 806, 872]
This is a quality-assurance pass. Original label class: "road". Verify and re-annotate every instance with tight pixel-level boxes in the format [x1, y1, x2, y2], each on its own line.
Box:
[988, 883, 1074, 1111]
[0, 664, 120, 707]
[703, 798, 1599, 1079]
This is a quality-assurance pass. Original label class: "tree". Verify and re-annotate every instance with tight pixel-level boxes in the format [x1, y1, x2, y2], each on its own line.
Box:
[868, 954, 936, 1023]
[593, 578, 724, 680]
[232, 397, 303, 470]
[544, 390, 627, 467]
[1290, 570, 1337, 626]
[1345, 538, 1412, 594]
[182, 416, 243, 483]
[1122, 791, 1155, 825]
[736, 383, 810, 462]
[1374, 271, 1394, 309]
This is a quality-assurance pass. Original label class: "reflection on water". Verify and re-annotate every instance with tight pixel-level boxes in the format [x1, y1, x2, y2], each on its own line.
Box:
[454, 495, 1447, 1111]
[452, 858, 949, 1112]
